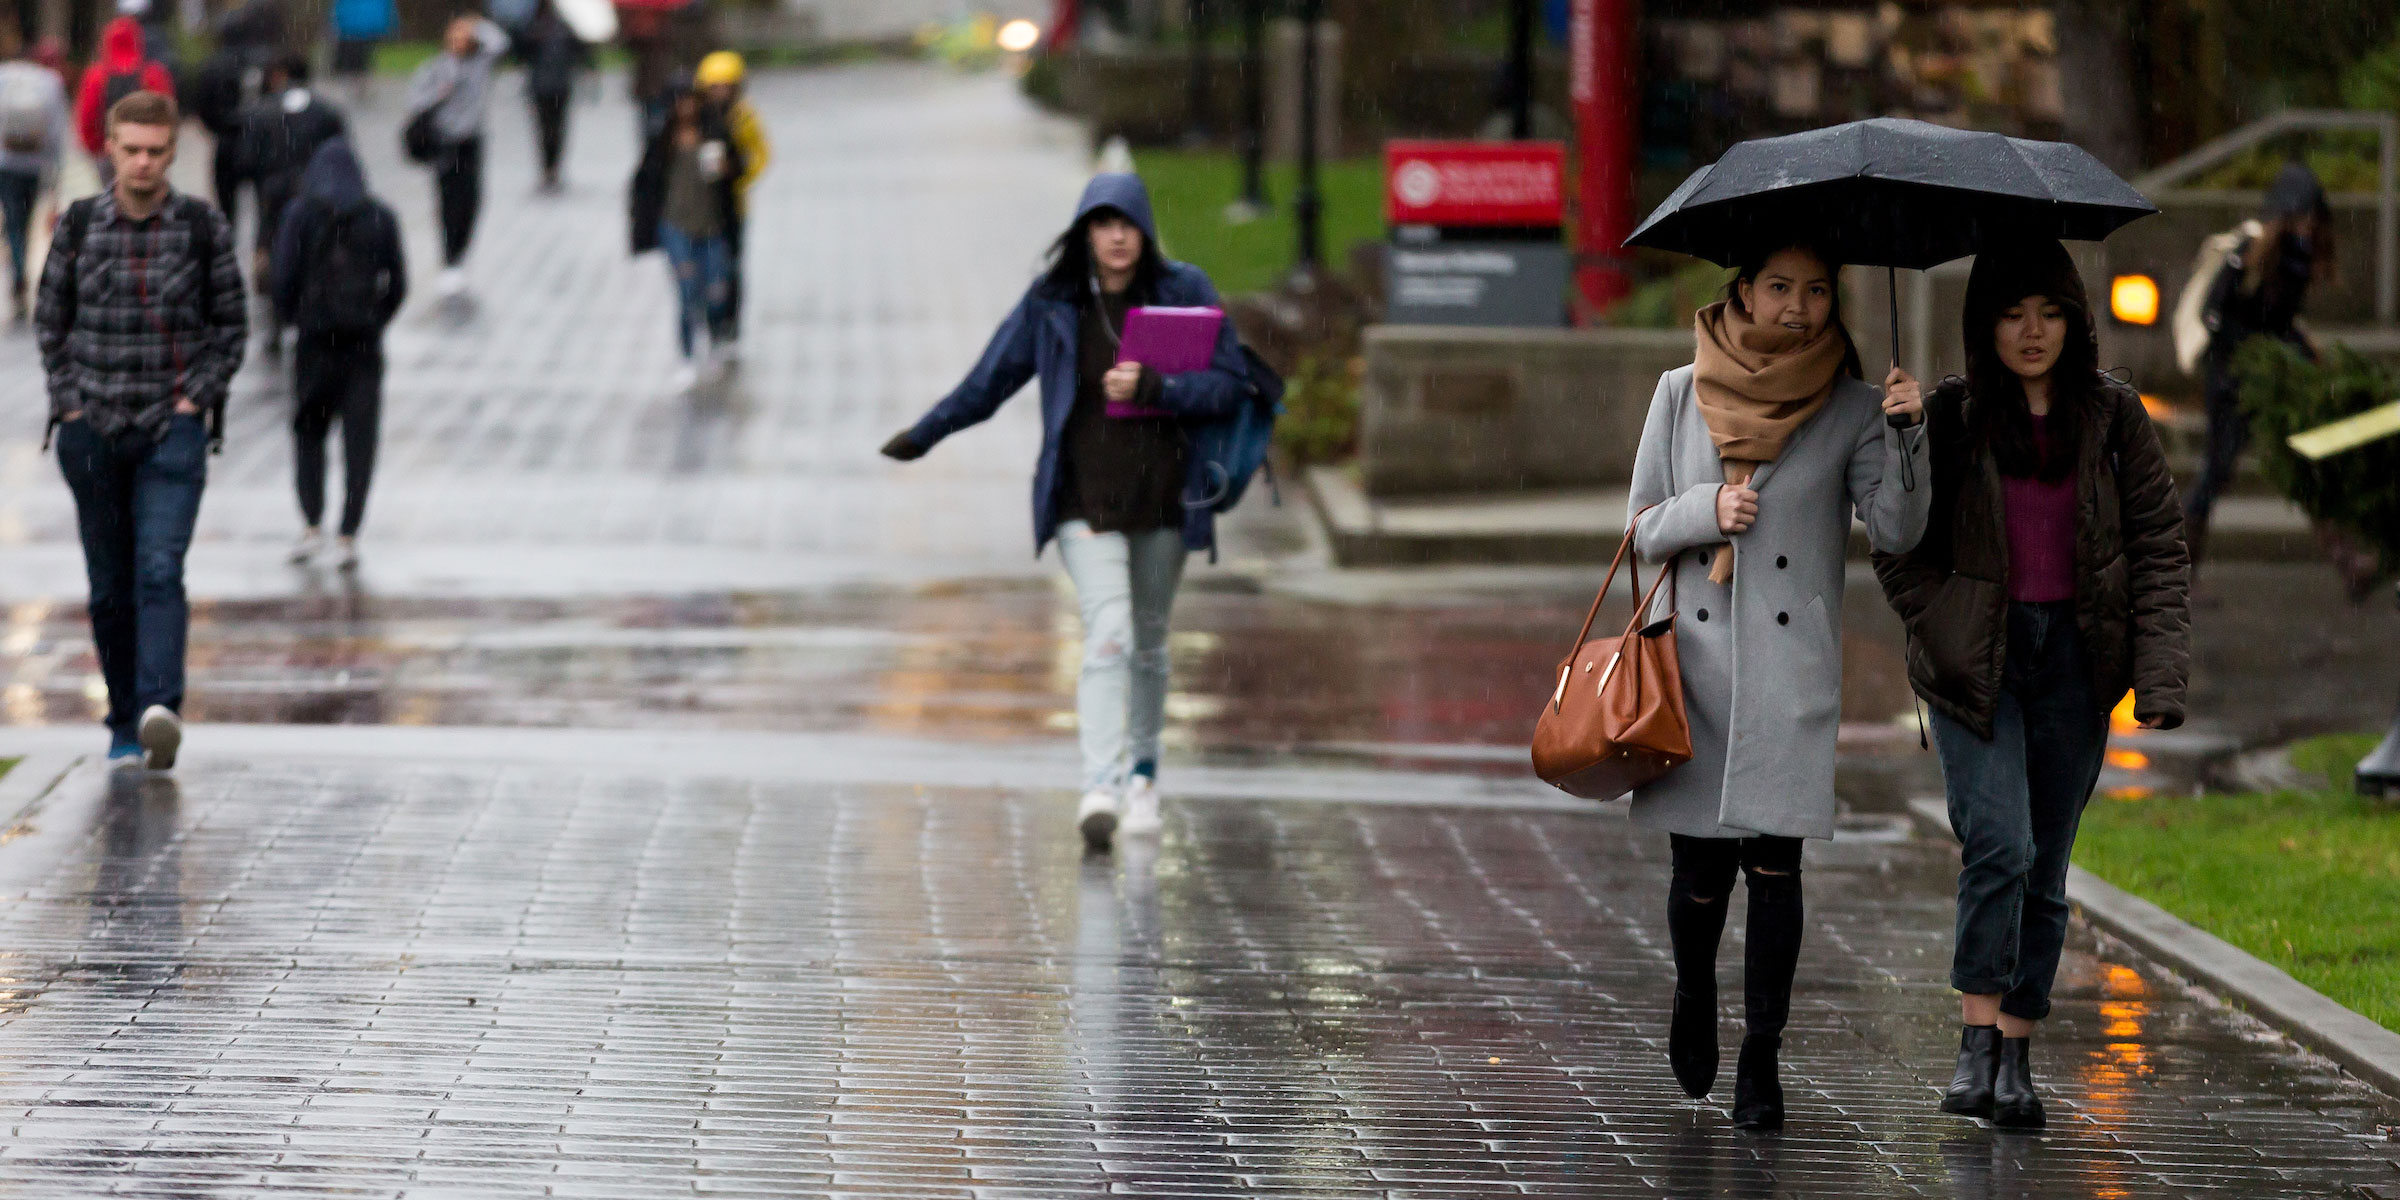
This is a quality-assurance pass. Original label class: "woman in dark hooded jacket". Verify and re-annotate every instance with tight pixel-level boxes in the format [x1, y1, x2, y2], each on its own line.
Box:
[1873, 238, 2189, 1131]
[2187, 162, 2333, 572]
[270, 137, 406, 569]
[629, 87, 741, 390]
[877, 173, 1254, 851]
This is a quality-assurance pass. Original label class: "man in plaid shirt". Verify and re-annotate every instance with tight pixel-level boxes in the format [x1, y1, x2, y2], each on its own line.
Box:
[36, 90, 246, 770]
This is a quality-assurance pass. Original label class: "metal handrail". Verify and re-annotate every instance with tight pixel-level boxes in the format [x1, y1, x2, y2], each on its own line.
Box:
[2133, 109, 2398, 325]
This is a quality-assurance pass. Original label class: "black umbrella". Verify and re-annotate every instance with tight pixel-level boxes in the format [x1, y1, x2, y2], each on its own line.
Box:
[1627, 118, 2158, 419]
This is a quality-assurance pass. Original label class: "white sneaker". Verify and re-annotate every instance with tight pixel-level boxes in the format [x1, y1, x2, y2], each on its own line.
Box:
[437, 267, 467, 298]
[670, 363, 699, 393]
[334, 536, 360, 571]
[137, 705, 182, 771]
[288, 527, 324, 564]
[1120, 776, 1162, 835]
[1077, 788, 1120, 850]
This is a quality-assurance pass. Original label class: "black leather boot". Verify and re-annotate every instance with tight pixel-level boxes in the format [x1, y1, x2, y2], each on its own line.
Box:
[1730, 1033, 1783, 1130]
[1669, 988, 1718, 1098]
[1992, 1036, 2045, 1130]
[1939, 1025, 2001, 1118]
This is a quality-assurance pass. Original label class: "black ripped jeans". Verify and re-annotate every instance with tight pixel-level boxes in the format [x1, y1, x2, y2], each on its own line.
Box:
[1668, 833, 1806, 1037]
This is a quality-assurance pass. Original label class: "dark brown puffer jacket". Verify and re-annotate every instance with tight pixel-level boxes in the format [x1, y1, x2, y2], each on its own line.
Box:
[1872, 376, 2192, 738]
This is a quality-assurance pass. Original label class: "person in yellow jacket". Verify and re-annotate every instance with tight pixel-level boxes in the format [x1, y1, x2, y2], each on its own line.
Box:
[695, 51, 768, 350]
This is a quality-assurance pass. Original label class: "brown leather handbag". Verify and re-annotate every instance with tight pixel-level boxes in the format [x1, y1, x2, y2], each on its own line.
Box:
[1531, 512, 1693, 800]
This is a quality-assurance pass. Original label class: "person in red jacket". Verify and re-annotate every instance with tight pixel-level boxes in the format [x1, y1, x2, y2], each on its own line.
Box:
[75, 17, 173, 181]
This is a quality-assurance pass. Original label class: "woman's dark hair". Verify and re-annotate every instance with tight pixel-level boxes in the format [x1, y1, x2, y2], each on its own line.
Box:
[1041, 206, 1167, 302]
[1960, 238, 2100, 482]
[2245, 162, 2337, 298]
[1723, 241, 1865, 380]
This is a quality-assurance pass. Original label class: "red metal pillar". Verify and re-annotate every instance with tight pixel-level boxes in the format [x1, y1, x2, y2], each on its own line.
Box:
[1570, 0, 1636, 319]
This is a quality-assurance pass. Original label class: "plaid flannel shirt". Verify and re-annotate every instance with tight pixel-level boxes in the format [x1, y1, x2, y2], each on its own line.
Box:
[35, 189, 247, 445]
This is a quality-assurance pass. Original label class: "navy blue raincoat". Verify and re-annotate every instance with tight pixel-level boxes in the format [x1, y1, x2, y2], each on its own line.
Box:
[904, 173, 1254, 556]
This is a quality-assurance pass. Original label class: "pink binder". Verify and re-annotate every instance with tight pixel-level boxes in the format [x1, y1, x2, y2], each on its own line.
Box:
[1106, 305, 1224, 418]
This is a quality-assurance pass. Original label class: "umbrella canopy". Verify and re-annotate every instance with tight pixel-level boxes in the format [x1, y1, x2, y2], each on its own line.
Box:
[1626, 117, 2157, 269]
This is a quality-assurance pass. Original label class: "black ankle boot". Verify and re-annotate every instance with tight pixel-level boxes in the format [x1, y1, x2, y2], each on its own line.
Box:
[1939, 1025, 2000, 1118]
[1992, 1036, 2044, 1130]
[1669, 989, 1718, 1098]
[1730, 1033, 1783, 1130]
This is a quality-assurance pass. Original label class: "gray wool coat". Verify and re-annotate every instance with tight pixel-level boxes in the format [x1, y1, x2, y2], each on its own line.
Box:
[1625, 365, 1931, 841]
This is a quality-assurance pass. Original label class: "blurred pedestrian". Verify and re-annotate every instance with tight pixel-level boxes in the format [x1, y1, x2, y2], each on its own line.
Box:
[330, 0, 396, 103]
[1873, 239, 2189, 1131]
[521, 2, 589, 191]
[190, 3, 279, 239]
[878, 174, 1256, 852]
[695, 50, 766, 352]
[272, 138, 404, 570]
[622, 9, 677, 138]
[37, 91, 247, 771]
[1624, 241, 1928, 1130]
[74, 16, 174, 188]
[2186, 162, 2334, 574]
[0, 29, 68, 318]
[236, 54, 347, 353]
[629, 88, 740, 390]
[406, 14, 509, 297]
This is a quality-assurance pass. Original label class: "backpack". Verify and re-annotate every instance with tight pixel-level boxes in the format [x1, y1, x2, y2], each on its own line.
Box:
[296, 202, 388, 332]
[0, 68, 50, 154]
[2172, 219, 2260, 376]
[101, 68, 148, 117]
[1181, 342, 1286, 533]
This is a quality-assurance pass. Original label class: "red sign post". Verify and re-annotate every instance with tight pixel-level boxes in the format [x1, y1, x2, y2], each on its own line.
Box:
[1569, 0, 1636, 318]
[1384, 140, 1566, 229]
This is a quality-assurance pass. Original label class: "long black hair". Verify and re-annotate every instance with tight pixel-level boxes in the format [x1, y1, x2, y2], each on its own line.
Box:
[1960, 238, 2101, 482]
[1722, 240, 1866, 381]
[1041, 205, 1168, 303]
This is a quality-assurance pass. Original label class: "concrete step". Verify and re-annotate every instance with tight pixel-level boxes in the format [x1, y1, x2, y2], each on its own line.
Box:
[1305, 465, 2319, 568]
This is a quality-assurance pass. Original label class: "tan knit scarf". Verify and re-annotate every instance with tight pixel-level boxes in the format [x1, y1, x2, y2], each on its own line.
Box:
[1690, 299, 1846, 582]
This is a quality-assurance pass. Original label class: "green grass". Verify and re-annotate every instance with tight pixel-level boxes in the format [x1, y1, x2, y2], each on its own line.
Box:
[2075, 732, 2400, 1029]
[0, 757, 13, 781]
[1130, 150, 1385, 296]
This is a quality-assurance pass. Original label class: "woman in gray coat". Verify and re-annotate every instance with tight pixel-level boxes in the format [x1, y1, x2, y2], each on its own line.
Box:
[1626, 242, 1931, 1129]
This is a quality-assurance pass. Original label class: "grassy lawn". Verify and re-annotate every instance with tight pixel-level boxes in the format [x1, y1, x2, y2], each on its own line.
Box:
[1130, 150, 1386, 296]
[2075, 733, 2400, 1029]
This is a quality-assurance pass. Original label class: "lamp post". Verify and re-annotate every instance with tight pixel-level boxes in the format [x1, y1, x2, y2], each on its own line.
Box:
[1228, 0, 1268, 219]
[1292, 0, 1323, 276]
[2362, 582, 2400, 799]
[1507, 0, 1534, 139]
[1184, 0, 1213, 143]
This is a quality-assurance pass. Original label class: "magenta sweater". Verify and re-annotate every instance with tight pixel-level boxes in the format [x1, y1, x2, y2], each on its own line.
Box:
[2002, 415, 2077, 603]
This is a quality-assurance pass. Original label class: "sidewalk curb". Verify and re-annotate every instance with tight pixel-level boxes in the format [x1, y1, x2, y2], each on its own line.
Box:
[1906, 796, 2400, 1100]
[0, 751, 81, 828]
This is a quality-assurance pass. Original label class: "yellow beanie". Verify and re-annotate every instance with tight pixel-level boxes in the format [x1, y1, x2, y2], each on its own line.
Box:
[695, 51, 745, 87]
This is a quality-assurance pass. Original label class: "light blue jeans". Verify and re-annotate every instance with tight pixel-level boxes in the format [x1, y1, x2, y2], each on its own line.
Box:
[1056, 520, 1187, 793]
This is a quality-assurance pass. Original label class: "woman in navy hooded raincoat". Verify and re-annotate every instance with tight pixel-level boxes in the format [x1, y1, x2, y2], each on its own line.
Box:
[882, 173, 1252, 851]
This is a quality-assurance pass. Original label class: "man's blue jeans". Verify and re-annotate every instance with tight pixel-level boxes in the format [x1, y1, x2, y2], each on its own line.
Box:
[1929, 600, 2110, 1022]
[56, 415, 207, 745]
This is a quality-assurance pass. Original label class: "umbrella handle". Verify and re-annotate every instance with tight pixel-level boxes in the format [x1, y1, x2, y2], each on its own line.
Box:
[1885, 264, 1914, 431]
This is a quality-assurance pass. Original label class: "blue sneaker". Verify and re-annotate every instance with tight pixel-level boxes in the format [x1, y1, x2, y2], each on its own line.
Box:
[106, 740, 143, 770]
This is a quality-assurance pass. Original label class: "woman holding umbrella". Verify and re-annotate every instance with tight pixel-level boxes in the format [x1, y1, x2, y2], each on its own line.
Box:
[1624, 241, 1929, 1130]
[1873, 239, 2189, 1130]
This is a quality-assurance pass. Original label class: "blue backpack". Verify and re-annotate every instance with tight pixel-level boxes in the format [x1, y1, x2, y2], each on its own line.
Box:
[1182, 342, 1286, 523]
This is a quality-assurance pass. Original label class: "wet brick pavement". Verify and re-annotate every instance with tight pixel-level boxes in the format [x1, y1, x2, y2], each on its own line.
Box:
[0, 753, 2388, 1197]
[0, 59, 2390, 1198]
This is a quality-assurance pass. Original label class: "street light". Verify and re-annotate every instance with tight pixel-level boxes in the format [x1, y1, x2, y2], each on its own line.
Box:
[1292, 0, 1323, 275]
[1184, 0, 1211, 144]
[1228, 0, 1269, 220]
[1506, 0, 1533, 139]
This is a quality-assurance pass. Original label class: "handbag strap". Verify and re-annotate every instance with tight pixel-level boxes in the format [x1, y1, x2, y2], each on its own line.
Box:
[1561, 504, 1660, 662]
